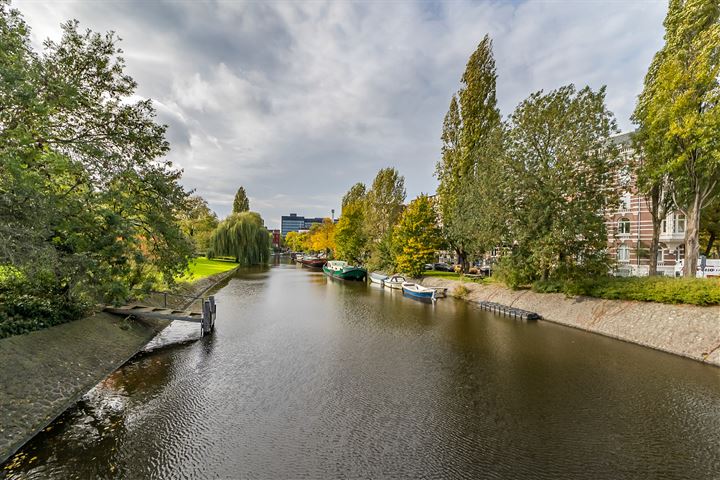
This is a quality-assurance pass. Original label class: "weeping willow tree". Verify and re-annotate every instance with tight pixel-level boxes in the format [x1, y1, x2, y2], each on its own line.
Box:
[208, 212, 271, 265]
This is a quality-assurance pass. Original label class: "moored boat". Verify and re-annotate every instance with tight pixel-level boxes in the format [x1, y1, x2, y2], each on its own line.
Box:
[384, 275, 406, 289]
[402, 282, 437, 301]
[323, 260, 367, 281]
[369, 272, 389, 285]
[299, 256, 327, 268]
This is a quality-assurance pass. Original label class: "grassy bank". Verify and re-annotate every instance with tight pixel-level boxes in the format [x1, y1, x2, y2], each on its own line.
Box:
[532, 276, 720, 306]
[422, 269, 720, 306]
[177, 257, 238, 282]
[422, 271, 488, 284]
[0, 257, 238, 340]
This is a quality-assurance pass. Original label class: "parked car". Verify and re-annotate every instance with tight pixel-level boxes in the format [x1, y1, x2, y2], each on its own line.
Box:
[424, 264, 433, 270]
[433, 262, 454, 272]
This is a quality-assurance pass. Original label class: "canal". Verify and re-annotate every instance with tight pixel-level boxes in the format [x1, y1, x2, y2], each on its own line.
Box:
[5, 261, 720, 478]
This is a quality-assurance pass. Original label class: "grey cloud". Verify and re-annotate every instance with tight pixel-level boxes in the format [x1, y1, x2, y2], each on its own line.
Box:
[15, 0, 666, 228]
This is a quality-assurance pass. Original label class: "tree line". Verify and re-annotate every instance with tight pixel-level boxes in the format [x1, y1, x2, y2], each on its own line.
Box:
[0, 5, 269, 336]
[307, 1, 719, 282]
[438, 1, 719, 281]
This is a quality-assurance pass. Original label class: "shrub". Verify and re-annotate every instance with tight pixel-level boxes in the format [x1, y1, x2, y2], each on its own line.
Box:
[531, 276, 720, 306]
[453, 284, 470, 298]
[0, 273, 89, 339]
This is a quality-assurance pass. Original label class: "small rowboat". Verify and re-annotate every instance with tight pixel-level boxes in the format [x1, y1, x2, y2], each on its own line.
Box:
[369, 272, 389, 285]
[402, 282, 437, 301]
[384, 275, 406, 289]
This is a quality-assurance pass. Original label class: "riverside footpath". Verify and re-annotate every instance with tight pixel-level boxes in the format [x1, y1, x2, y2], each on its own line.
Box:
[418, 277, 720, 368]
[0, 267, 237, 465]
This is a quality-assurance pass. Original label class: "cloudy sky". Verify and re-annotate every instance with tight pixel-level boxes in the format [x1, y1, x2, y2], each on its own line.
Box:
[15, 0, 667, 228]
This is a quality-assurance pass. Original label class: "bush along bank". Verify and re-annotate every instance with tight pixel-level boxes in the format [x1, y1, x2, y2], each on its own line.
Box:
[418, 276, 720, 368]
[530, 276, 720, 306]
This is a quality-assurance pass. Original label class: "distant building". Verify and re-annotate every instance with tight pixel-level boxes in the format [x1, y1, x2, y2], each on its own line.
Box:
[267, 229, 281, 249]
[280, 213, 326, 236]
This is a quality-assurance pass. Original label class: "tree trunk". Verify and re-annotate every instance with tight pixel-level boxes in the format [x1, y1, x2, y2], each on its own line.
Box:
[684, 190, 701, 278]
[455, 247, 465, 272]
[647, 185, 661, 276]
[704, 232, 715, 258]
[648, 216, 662, 276]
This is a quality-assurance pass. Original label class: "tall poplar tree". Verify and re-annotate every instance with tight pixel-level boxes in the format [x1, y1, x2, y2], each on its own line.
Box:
[341, 182, 366, 212]
[233, 186, 250, 213]
[436, 35, 504, 271]
[633, 0, 720, 277]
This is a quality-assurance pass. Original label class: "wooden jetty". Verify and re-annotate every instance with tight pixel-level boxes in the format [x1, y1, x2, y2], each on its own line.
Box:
[104, 295, 217, 336]
[477, 301, 541, 321]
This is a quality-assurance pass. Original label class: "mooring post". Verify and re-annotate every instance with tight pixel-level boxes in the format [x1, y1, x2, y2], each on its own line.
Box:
[208, 296, 216, 331]
[201, 300, 211, 336]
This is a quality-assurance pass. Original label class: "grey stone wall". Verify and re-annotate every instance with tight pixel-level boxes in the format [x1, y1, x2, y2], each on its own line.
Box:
[419, 277, 720, 367]
[0, 266, 238, 464]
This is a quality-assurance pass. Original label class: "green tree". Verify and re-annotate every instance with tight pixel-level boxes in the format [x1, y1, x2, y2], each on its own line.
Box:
[393, 195, 443, 277]
[0, 7, 192, 308]
[334, 201, 368, 265]
[233, 186, 250, 213]
[436, 35, 504, 271]
[632, 0, 720, 277]
[365, 168, 406, 270]
[341, 182, 366, 211]
[502, 85, 621, 284]
[209, 212, 270, 265]
[179, 195, 219, 253]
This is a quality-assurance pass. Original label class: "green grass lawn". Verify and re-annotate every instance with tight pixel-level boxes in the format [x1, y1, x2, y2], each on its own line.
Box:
[422, 270, 488, 283]
[178, 257, 238, 282]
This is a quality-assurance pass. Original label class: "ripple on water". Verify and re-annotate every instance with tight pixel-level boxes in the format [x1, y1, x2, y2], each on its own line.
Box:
[5, 265, 720, 479]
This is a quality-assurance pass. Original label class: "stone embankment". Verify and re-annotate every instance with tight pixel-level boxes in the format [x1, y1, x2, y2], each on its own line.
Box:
[0, 267, 238, 465]
[418, 277, 720, 368]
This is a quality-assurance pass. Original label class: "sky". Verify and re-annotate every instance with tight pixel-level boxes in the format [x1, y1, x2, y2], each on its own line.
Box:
[14, 0, 668, 229]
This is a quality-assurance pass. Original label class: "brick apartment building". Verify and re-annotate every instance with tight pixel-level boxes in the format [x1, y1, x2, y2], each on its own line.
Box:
[606, 132, 686, 276]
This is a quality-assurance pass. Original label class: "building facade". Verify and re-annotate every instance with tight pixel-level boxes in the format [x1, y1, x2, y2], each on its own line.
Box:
[606, 132, 686, 276]
[280, 213, 326, 236]
[268, 229, 281, 249]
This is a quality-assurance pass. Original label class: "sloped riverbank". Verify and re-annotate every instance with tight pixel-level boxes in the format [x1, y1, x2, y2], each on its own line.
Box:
[0, 267, 238, 465]
[418, 277, 720, 367]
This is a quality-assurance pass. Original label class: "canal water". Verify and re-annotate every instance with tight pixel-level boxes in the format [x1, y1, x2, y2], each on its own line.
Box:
[4, 261, 720, 478]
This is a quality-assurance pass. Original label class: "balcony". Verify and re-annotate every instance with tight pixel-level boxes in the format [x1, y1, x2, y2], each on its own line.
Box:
[659, 231, 684, 242]
[660, 213, 685, 243]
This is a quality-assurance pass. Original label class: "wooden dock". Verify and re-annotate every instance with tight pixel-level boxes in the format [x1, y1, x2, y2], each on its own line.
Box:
[103, 295, 217, 335]
[477, 301, 541, 321]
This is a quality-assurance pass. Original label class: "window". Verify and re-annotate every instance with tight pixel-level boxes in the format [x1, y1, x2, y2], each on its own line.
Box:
[657, 248, 664, 265]
[618, 192, 631, 211]
[618, 218, 631, 235]
[617, 245, 630, 263]
[676, 213, 685, 233]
